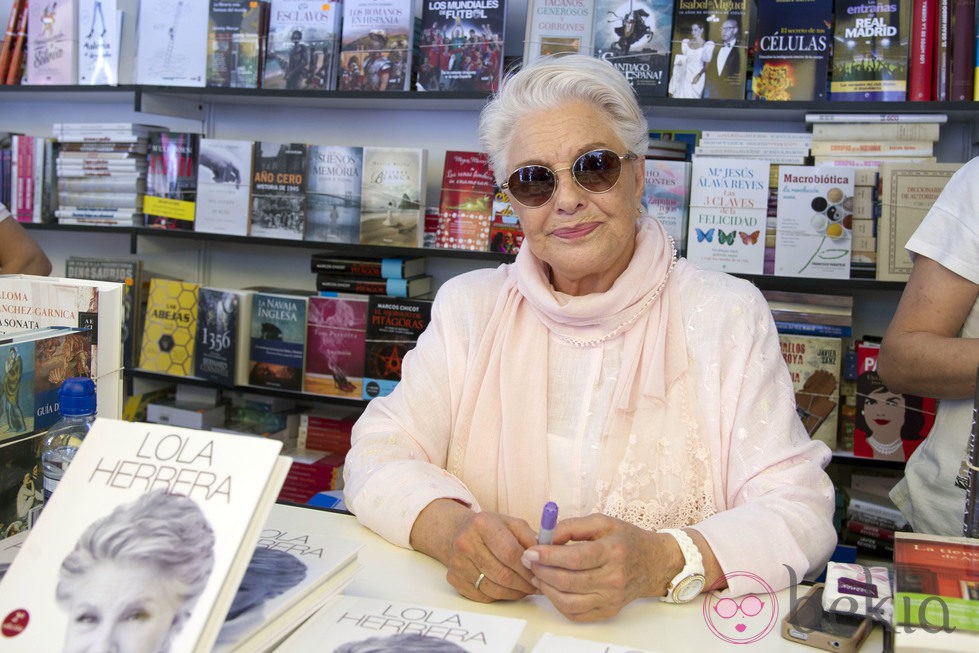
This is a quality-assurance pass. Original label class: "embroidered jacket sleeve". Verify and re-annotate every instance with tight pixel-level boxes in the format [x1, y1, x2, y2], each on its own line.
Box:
[343, 269, 504, 548]
[685, 273, 837, 596]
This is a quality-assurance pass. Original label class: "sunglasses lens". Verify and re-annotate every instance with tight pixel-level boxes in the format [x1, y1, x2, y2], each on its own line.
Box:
[741, 595, 764, 616]
[714, 598, 739, 619]
[573, 149, 622, 192]
[507, 165, 555, 207]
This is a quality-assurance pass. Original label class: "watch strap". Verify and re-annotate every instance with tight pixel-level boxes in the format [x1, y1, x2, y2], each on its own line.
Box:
[657, 528, 706, 603]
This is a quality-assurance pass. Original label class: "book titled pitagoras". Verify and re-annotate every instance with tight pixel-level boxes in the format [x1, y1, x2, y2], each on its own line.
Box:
[0, 418, 291, 653]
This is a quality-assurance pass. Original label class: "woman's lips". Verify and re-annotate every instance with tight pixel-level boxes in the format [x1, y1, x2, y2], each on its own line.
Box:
[873, 419, 891, 426]
[552, 222, 599, 239]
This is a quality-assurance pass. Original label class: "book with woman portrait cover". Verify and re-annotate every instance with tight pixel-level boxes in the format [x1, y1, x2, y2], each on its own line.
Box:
[303, 295, 368, 400]
[213, 503, 362, 653]
[276, 595, 526, 652]
[593, 0, 672, 98]
[751, 0, 832, 100]
[0, 418, 291, 653]
[358, 147, 426, 248]
[670, 0, 754, 100]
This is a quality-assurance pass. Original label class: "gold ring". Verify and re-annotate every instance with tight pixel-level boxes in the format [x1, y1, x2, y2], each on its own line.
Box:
[474, 572, 486, 591]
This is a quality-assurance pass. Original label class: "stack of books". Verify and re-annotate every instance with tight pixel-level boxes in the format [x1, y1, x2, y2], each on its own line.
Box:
[311, 254, 432, 299]
[53, 122, 151, 226]
[843, 487, 909, 559]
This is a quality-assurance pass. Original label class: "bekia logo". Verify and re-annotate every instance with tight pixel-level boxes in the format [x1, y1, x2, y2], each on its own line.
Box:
[701, 572, 780, 644]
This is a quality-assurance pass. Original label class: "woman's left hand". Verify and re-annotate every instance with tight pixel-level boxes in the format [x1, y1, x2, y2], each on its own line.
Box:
[521, 513, 679, 622]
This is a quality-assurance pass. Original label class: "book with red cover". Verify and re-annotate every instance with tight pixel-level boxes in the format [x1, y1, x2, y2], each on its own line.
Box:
[433, 150, 495, 251]
[362, 295, 432, 400]
[0, 0, 24, 83]
[852, 340, 937, 461]
[3, 2, 27, 84]
[934, 0, 951, 100]
[303, 294, 367, 399]
[909, 0, 937, 100]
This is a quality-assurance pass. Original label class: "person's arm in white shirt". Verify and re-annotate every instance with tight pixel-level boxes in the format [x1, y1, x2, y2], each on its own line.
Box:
[0, 204, 53, 275]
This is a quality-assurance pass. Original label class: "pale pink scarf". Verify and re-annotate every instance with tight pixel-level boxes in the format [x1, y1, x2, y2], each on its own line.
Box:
[445, 218, 686, 525]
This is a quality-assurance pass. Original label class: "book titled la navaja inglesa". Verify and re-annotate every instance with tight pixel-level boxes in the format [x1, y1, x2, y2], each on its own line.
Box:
[0, 418, 291, 653]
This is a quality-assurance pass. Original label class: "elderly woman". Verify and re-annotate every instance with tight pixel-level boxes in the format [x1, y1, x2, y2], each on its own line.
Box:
[343, 54, 836, 622]
[56, 489, 215, 653]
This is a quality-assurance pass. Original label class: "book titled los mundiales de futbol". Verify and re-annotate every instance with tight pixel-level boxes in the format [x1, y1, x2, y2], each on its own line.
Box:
[263, 0, 342, 91]
[304, 145, 363, 244]
[685, 156, 770, 275]
[206, 0, 263, 88]
[248, 289, 309, 392]
[362, 295, 432, 400]
[0, 418, 291, 653]
[829, 0, 911, 101]
[592, 0, 671, 99]
[303, 295, 368, 400]
[415, 0, 506, 93]
[751, 0, 833, 100]
[250, 142, 308, 241]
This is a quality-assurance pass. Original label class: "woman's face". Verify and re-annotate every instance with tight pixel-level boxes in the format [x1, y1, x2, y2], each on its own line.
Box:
[863, 388, 906, 437]
[692, 23, 703, 37]
[62, 560, 186, 653]
[506, 100, 643, 295]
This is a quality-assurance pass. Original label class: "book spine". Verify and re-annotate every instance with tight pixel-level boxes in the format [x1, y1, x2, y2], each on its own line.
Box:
[804, 113, 949, 123]
[847, 497, 908, 526]
[316, 277, 398, 296]
[810, 122, 942, 141]
[846, 518, 897, 541]
[950, 0, 977, 100]
[934, 0, 951, 100]
[0, 0, 23, 83]
[908, 0, 936, 100]
[310, 260, 384, 276]
[774, 321, 852, 338]
[841, 530, 896, 556]
[846, 506, 907, 531]
[809, 141, 935, 156]
[4, 4, 27, 84]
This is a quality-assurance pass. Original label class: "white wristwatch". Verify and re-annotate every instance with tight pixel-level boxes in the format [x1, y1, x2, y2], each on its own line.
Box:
[657, 528, 706, 604]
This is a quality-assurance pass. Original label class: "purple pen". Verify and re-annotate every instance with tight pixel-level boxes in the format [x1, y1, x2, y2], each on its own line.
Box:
[538, 501, 558, 545]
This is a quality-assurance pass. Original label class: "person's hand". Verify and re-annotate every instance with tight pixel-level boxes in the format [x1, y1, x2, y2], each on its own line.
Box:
[520, 513, 679, 622]
[444, 510, 539, 603]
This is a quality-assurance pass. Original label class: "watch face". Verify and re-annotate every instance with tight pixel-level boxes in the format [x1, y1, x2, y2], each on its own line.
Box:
[675, 574, 706, 603]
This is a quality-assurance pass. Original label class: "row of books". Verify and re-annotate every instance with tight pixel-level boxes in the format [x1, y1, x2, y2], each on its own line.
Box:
[6, 0, 979, 104]
[135, 276, 433, 403]
[0, 0, 508, 93]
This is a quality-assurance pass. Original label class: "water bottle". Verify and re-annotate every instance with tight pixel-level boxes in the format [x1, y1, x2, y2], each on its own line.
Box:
[40, 377, 97, 505]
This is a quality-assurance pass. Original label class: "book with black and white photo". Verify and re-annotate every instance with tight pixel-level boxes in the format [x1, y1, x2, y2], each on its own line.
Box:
[0, 418, 292, 653]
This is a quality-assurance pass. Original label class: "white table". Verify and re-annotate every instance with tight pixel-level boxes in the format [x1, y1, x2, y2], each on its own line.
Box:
[293, 507, 887, 652]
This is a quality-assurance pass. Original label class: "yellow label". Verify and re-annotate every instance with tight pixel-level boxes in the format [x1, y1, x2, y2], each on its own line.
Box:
[143, 195, 196, 222]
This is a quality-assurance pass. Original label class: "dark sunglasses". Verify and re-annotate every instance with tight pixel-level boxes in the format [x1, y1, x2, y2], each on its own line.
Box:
[501, 149, 638, 207]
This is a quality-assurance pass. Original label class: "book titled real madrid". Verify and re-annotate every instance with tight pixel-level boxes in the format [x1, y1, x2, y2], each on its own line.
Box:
[0, 418, 291, 653]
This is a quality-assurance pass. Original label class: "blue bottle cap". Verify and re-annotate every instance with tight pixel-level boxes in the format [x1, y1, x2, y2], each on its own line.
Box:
[58, 377, 97, 416]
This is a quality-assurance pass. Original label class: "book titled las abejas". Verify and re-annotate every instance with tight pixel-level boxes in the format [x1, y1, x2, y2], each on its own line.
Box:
[829, 0, 911, 101]
[416, 0, 506, 92]
[0, 418, 291, 653]
[276, 595, 526, 652]
[592, 0, 672, 99]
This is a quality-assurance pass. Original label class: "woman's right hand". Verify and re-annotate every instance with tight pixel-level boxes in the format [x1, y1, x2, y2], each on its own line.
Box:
[410, 499, 538, 603]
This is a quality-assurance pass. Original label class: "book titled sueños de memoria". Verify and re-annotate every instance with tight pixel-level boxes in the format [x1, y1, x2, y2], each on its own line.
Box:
[277, 595, 527, 653]
[592, 0, 672, 99]
[263, 0, 342, 91]
[248, 290, 309, 392]
[773, 165, 855, 279]
[195, 287, 253, 387]
[206, 0, 263, 88]
[363, 295, 432, 400]
[250, 142, 308, 240]
[337, 0, 413, 92]
[303, 295, 368, 400]
[138, 278, 200, 377]
[358, 147, 426, 248]
[305, 145, 363, 244]
[685, 156, 770, 275]
[415, 0, 506, 93]
[829, 0, 912, 101]
[523, 0, 595, 64]
[195, 138, 254, 236]
[0, 418, 291, 653]
[751, 0, 833, 100]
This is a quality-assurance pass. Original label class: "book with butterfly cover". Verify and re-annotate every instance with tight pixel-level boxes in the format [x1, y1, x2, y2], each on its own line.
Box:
[0, 418, 291, 653]
[773, 165, 855, 279]
[685, 156, 770, 274]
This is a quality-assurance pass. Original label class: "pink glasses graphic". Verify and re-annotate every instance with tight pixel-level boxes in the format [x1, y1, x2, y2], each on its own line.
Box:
[713, 595, 766, 619]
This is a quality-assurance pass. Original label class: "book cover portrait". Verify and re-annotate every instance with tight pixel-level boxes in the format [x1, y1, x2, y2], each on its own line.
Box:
[304, 295, 367, 400]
